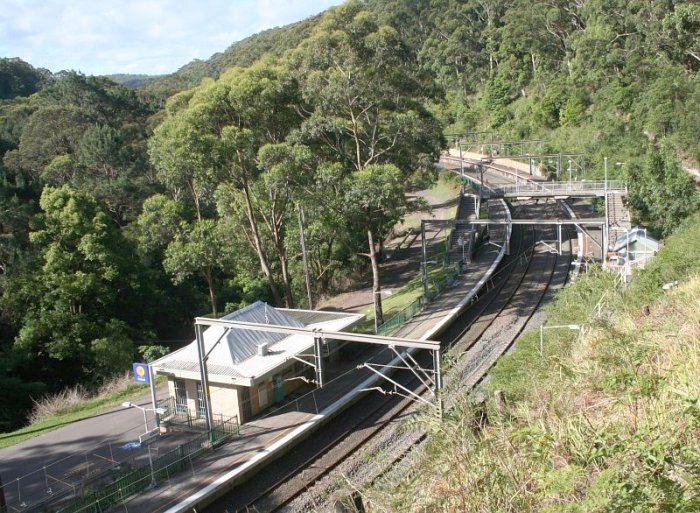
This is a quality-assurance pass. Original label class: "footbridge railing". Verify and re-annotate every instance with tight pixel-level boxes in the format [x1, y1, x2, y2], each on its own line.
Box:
[488, 180, 627, 198]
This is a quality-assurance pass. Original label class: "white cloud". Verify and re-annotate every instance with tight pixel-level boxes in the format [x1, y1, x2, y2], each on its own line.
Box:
[0, 0, 342, 76]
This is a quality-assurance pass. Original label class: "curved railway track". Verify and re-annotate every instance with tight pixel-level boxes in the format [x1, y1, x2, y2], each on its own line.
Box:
[205, 186, 576, 513]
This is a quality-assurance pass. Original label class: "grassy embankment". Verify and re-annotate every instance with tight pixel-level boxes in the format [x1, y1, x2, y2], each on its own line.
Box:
[360, 212, 700, 511]
[0, 377, 158, 449]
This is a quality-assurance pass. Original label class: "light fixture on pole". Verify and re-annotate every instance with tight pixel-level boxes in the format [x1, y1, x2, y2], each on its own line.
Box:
[121, 402, 165, 434]
[122, 402, 166, 487]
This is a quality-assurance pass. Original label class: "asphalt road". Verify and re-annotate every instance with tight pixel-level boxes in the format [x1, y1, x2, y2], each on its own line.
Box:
[0, 384, 192, 510]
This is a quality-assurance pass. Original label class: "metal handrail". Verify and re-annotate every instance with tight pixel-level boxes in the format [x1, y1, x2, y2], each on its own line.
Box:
[489, 180, 627, 197]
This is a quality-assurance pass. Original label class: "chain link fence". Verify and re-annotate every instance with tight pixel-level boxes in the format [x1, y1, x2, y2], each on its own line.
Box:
[0, 412, 237, 513]
[54, 418, 237, 513]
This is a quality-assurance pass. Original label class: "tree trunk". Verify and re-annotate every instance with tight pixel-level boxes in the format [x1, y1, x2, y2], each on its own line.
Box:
[242, 182, 283, 305]
[278, 250, 295, 308]
[367, 228, 383, 331]
[204, 267, 217, 317]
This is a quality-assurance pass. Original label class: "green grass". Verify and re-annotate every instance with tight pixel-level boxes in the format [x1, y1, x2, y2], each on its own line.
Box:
[358, 213, 700, 512]
[394, 170, 461, 235]
[354, 265, 453, 333]
[0, 380, 161, 449]
[429, 170, 462, 200]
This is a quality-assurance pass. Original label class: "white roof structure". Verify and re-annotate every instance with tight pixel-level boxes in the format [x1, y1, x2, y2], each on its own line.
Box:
[152, 302, 364, 387]
[612, 227, 659, 254]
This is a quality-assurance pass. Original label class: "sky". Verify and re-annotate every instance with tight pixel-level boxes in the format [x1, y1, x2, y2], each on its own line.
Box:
[0, 0, 344, 76]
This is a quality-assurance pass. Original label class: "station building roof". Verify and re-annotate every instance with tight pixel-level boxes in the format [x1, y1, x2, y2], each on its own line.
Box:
[612, 227, 659, 254]
[152, 302, 364, 387]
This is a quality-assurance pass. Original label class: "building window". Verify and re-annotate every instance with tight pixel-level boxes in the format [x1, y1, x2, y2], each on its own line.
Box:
[174, 379, 188, 414]
[196, 382, 207, 417]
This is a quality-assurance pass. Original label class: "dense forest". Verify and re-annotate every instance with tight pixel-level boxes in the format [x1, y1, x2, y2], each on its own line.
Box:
[0, 0, 698, 431]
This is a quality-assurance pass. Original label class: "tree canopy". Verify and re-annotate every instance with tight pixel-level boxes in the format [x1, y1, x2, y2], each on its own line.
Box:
[0, 0, 698, 432]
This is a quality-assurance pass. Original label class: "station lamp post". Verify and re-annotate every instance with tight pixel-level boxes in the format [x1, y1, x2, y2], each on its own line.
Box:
[122, 402, 166, 487]
[121, 402, 165, 434]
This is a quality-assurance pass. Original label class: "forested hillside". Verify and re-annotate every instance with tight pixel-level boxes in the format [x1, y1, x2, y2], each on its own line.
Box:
[1, 0, 698, 432]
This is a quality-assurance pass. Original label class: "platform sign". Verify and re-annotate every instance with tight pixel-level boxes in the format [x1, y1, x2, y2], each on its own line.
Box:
[132, 362, 150, 384]
[139, 430, 159, 445]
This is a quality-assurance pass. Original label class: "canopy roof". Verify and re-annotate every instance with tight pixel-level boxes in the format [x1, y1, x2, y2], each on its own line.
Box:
[612, 227, 659, 253]
[152, 302, 363, 387]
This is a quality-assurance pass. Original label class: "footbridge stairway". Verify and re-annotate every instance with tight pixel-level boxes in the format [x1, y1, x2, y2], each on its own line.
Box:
[607, 191, 631, 249]
[446, 193, 479, 268]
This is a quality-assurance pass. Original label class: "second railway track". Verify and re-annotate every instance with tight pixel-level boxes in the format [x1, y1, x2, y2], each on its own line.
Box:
[205, 190, 577, 513]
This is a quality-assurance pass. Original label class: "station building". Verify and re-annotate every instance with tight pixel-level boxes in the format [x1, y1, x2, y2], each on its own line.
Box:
[151, 301, 363, 425]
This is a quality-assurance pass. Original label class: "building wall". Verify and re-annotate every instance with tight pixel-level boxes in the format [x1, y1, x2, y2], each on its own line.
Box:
[184, 379, 198, 413]
[209, 384, 240, 422]
[164, 359, 315, 424]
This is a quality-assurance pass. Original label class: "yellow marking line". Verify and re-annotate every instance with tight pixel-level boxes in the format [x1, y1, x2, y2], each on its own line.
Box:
[91, 453, 118, 464]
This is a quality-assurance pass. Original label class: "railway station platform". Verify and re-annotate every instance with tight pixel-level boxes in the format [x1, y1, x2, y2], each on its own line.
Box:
[115, 200, 513, 513]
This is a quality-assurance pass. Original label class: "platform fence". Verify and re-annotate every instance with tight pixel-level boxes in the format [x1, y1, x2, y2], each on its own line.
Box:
[54, 417, 237, 513]
[377, 264, 462, 336]
[0, 412, 237, 513]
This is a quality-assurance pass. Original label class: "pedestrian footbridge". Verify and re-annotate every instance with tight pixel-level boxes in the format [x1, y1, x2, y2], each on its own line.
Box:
[483, 180, 627, 199]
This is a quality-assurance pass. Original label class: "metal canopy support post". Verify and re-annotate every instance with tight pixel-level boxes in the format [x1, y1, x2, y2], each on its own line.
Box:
[434, 348, 443, 419]
[148, 365, 159, 429]
[604, 157, 609, 265]
[480, 162, 485, 201]
[194, 323, 214, 433]
[314, 334, 324, 388]
[457, 137, 464, 192]
[558, 154, 562, 178]
[421, 220, 428, 297]
[557, 224, 562, 255]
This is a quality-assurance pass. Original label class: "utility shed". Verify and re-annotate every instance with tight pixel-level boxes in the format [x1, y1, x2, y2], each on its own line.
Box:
[607, 227, 659, 282]
[152, 302, 363, 425]
[611, 227, 659, 263]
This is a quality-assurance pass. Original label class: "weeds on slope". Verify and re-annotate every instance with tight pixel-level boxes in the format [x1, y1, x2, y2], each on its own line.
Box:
[355, 214, 700, 512]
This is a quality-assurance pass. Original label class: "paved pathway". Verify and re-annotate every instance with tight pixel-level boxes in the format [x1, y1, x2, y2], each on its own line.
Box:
[0, 385, 180, 510]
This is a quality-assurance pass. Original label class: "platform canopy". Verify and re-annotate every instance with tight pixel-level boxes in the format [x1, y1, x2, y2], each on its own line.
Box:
[152, 302, 364, 387]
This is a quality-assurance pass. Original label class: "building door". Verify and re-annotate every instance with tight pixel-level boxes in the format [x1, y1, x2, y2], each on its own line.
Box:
[258, 383, 268, 409]
[273, 373, 284, 403]
[195, 383, 207, 418]
[241, 388, 252, 423]
[174, 379, 187, 414]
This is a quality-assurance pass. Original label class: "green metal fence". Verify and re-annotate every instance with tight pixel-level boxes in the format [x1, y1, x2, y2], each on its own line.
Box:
[56, 417, 238, 513]
[377, 265, 462, 336]
[156, 396, 232, 432]
[377, 296, 427, 336]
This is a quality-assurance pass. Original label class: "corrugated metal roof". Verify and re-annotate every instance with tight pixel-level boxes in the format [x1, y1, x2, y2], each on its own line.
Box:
[153, 303, 364, 385]
[281, 309, 358, 325]
[612, 227, 659, 253]
[158, 359, 244, 379]
[219, 301, 306, 364]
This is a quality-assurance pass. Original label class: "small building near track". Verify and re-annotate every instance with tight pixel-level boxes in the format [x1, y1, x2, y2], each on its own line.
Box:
[607, 227, 659, 281]
[151, 302, 363, 425]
